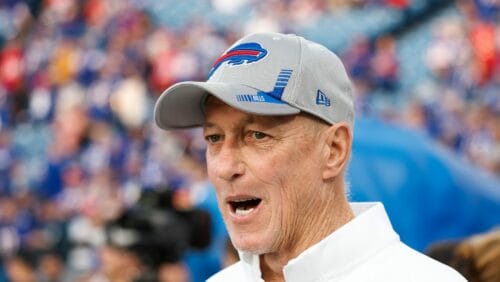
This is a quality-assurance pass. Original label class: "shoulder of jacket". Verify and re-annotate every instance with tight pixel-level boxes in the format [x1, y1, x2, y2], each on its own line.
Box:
[394, 244, 467, 281]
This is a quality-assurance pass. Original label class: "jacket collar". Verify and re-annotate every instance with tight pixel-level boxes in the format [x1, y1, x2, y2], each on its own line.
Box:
[237, 202, 400, 282]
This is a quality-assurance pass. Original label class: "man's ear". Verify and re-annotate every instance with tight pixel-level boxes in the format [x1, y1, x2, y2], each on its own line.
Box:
[322, 122, 352, 180]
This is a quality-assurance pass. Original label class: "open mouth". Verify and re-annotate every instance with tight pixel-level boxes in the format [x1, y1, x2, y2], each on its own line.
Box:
[229, 198, 262, 216]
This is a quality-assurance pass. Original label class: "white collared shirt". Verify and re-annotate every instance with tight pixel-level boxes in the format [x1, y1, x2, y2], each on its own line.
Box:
[208, 202, 466, 282]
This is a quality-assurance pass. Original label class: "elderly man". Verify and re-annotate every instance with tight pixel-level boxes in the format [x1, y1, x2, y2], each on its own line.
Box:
[154, 33, 465, 281]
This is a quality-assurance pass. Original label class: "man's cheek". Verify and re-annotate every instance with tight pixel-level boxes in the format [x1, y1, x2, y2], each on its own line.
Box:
[206, 160, 218, 182]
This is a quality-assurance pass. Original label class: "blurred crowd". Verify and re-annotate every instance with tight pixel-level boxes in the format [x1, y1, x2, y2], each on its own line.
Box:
[0, 0, 498, 281]
[344, 0, 499, 174]
[402, 0, 499, 174]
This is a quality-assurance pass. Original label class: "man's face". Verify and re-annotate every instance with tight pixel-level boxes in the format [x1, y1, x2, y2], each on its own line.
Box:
[203, 97, 327, 254]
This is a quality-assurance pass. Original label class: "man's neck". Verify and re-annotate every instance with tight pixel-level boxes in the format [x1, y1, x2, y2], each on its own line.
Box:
[259, 195, 354, 281]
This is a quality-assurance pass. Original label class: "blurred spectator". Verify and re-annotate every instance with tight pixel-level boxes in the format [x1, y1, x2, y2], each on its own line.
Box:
[427, 228, 500, 282]
[158, 261, 190, 282]
[371, 35, 399, 92]
[89, 244, 145, 281]
[4, 255, 36, 282]
[343, 36, 373, 82]
[0, 42, 24, 93]
[36, 253, 68, 282]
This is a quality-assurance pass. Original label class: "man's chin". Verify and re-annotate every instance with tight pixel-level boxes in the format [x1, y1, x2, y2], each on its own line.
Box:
[231, 238, 269, 255]
[237, 247, 267, 255]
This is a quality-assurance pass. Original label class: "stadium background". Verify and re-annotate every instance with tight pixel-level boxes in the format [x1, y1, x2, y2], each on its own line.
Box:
[0, 0, 499, 281]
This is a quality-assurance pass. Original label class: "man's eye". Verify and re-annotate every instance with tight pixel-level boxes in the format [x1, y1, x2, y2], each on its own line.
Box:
[205, 135, 221, 143]
[251, 131, 268, 140]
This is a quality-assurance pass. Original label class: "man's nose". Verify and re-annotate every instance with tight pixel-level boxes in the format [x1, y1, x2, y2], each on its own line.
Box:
[211, 143, 245, 182]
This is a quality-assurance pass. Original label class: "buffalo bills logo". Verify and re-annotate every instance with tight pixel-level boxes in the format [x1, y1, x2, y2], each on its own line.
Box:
[208, 42, 268, 78]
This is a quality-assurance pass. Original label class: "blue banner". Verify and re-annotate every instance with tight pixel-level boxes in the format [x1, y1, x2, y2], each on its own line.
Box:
[349, 118, 500, 251]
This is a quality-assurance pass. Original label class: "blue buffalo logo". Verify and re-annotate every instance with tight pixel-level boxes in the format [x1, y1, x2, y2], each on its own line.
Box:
[208, 42, 268, 78]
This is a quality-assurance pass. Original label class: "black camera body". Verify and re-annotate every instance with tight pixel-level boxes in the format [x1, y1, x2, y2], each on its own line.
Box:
[106, 189, 212, 268]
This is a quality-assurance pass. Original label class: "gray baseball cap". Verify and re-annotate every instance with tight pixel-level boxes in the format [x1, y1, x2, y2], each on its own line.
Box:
[154, 32, 354, 129]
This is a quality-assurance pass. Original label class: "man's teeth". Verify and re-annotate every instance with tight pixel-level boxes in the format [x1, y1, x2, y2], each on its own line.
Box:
[235, 207, 255, 216]
[233, 198, 258, 202]
[230, 198, 261, 216]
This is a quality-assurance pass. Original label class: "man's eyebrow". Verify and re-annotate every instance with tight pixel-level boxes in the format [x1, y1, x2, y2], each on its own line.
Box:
[253, 115, 294, 130]
[203, 122, 216, 129]
[241, 115, 255, 126]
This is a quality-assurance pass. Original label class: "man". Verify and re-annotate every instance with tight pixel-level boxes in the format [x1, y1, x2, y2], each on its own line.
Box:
[154, 32, 466, 281]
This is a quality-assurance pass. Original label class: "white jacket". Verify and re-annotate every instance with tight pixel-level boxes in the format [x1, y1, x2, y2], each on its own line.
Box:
[208, 202, 466, 282]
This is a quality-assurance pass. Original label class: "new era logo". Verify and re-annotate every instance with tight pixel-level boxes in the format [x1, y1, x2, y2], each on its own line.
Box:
[316, 90, 331, 107]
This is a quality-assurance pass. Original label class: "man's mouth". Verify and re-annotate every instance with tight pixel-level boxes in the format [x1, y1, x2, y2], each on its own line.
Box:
[229, 198, 262, 216]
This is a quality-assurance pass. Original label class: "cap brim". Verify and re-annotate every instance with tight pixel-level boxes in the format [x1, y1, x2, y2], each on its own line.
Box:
[154, 81, 300, 129]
